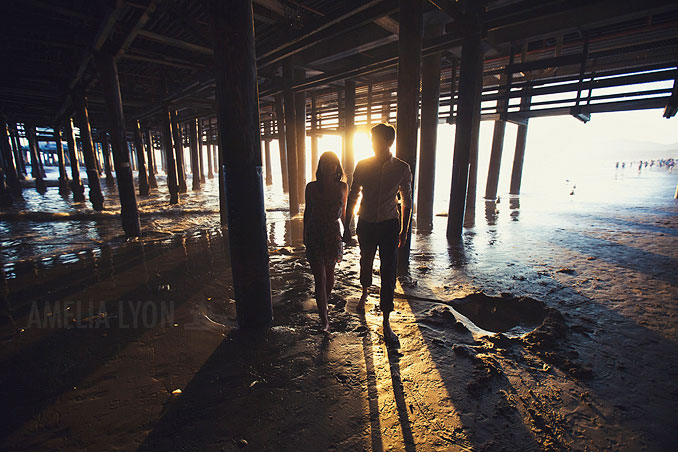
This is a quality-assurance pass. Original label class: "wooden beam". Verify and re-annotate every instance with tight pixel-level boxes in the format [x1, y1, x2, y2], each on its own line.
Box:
[136, 30, 213, 55]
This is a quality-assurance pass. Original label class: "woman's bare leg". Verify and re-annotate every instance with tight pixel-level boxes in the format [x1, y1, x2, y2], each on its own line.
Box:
[325, 262, 336, 300]
[310, 261, 330, 332]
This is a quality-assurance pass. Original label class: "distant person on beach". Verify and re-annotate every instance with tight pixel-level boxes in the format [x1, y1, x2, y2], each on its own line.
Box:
[303, 152, 348, 333]
[343, 123, 412, 348]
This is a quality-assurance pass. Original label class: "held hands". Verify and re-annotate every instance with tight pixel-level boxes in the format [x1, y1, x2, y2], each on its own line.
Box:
[398, 230, 408, 248]
[342, 230, 356, 246]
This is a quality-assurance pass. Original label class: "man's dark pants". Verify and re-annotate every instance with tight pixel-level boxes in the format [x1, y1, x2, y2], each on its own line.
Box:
[357, 218, 399, 313]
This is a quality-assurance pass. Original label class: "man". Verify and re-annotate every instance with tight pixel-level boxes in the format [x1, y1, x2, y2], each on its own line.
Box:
[343, 123, 412, 347]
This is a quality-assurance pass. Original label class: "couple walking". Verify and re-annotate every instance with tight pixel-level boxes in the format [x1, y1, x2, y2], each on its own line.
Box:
[303, 123, 412, 347]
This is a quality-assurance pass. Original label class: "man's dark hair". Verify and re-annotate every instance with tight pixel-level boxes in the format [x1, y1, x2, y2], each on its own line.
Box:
[371, 123, 395, 144]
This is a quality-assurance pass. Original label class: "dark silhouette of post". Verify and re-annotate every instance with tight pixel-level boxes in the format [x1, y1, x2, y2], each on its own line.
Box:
[133, 120, 150, 196]
[170, 110, 188, 193]
[447, 4, 483, 239]
[53, 124, 70, 194]
[509, 89, 532, 195]
[485, 120, 506, 200]
[26, 125, 47, 193]
[1, 121, 21, 195]
[73, 90, 104, 210]
[395, 0, 423, 265]
[100, 132, 114, 180]
[145, 129, 158, 188]
[9, 123, 26, 179]
[189, 118, 201, 190]
[211, 0, 272, 327]
[197, 119, 206, 183]
[263, 120, 273, 186]
[274, 94, 288, 192]
[64, 118, 85, 201]
[94, 51, 141, 236]
[344, 79, 356, 187]
[203, 121, 214, 180]
[283, 59, 299, 215]
[417, 25, 443, 231]
[295, 68, 306, 203]
[161, 108, 180, 204]
[310, 96, 319, 177]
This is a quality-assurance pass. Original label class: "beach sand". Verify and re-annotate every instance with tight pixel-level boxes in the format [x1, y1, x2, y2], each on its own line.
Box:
[1, 167, 677, 451]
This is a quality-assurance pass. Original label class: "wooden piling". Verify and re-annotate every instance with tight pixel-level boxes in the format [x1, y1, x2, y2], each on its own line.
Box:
[310, 96, 319, 178]
[509, 89, 532, 195]
[295, 68, 307, 203]
[210, 0, 272, 328]
[395, 0, 423, 264]
[94, 51, 141, 236]
[64, 117, 85, 201]
[145, 129, 158, 188]
[170, 110, 188, 193]
[26, 125, 47, 193]
[283, 59, 300, 216]
[0, 121, 21, 195]
[100, 132, 114, 180]
[197, 119, 205, 183]
[53, 124, 70, 194]
[203, 121, 214, 180]
[73, 90, 104, 210]
[189, 118, 201, 190]
[447, 5, 483, 239]
[9, 123, 26, 179]
[417, 25, 443, 230]
[133, 120, 150, 196]
[161, 108, 180, 204]
[274, 95, 289, 193]
[263, 120, 273, 186]
[344, 79, 356, 186]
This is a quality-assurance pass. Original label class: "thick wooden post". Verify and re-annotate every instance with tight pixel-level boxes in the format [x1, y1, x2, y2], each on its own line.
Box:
[282, 59, 299, 215]
[417, 25, 443, 231]
[203, 122, 214, 180]
[161, 108, 180, 204]
[145, 129, 158, 188]
[295, 69, 307, 203]
[94, 51, 141, 236]
[170, 110, 188, 193]
[189, 118, 201, 190]
[509, 87, 532, 195]
[73, 90, 104, 210]
[310, 96, 319, 178]
[133, 120, 150, 196]
[64, 118, 85, 201]
[211, 0, 272, 328]
[53, 124, 70, 194]
[447, 6, 483, 239]
[485, 120, 506, 200]
[1, 121, 21, 195]
[9, 124, 26, 179]
[263, 120, 273, 185]
[197, 121, 205, 184]
[26, 125, 47, 193]
[100, 133, 114, 180]
[396, 0, 423, 265]
[274, 95, 289, 193]
[344, 79, 356, 186]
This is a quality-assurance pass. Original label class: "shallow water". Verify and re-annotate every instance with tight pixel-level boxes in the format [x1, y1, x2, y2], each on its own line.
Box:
[1, 160, 676, 310]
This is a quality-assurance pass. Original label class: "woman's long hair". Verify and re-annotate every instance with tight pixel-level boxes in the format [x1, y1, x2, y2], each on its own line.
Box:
[316, 151, 343, 191]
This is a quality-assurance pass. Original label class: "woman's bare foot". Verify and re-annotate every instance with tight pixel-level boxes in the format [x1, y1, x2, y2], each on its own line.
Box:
[356, 287, 368, 313]
[383, 321, 400, 348]
[321, 320, 331, 333]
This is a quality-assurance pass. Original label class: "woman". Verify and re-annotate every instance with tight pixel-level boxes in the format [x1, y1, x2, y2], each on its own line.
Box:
[304, 152, 348, 332]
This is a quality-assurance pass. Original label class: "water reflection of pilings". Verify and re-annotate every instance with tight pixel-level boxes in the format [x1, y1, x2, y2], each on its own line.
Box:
[509, 196, 520, 221]
[446, 238, 467, 267]
[284, 216, 304, 247]
[484, 200, 498, 226]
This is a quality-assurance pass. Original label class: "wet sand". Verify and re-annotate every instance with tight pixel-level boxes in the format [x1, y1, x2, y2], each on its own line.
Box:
[1, 166, 677, 451]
